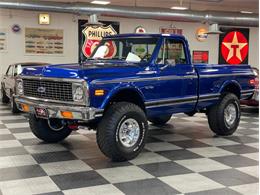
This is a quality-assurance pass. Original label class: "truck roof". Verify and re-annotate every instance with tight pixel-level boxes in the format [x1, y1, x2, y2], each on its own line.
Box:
[104, 33, 186, 39]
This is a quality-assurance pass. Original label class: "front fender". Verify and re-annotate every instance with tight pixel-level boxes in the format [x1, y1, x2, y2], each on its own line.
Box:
[100, 83, 145, 109]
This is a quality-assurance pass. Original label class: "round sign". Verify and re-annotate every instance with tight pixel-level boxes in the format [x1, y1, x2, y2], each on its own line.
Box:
[221, 31, 248, 64]
[12, 24, 21, 33]
[135, 26, 146, 33]
[196, 28, 208, 42]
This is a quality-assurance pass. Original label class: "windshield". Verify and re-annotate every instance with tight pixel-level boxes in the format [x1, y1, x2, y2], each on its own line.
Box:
[90, 37, 159, 63]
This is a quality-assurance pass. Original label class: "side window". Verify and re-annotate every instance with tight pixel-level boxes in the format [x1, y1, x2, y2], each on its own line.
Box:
[157, 39, 187, 66]
[6, 66, 13, 76]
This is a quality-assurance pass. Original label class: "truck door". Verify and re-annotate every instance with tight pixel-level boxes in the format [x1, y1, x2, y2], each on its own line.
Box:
[152, 38, 198, 113]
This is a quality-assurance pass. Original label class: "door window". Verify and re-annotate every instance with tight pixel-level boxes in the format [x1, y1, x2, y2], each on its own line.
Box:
[157, 39, 187, 66]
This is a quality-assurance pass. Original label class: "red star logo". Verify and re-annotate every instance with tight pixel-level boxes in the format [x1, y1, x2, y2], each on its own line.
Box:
[221, 31, 248, 64]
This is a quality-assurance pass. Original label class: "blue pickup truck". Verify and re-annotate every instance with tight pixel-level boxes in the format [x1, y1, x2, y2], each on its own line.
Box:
[15, 34, 255, 161]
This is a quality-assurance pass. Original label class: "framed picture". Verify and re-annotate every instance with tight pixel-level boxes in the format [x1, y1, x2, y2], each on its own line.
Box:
[192, 50, 209, 64]
[25, 28, 63, 55]
[0, 29, 7, 52]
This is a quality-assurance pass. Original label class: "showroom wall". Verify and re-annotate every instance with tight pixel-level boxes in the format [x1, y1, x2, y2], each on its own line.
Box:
[0, 8, 259, 77]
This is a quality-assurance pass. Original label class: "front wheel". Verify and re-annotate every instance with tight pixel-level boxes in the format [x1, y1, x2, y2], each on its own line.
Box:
[29, 114, 72, 143]
[97, 102, 148, 162]
[207, 93, 240, 136]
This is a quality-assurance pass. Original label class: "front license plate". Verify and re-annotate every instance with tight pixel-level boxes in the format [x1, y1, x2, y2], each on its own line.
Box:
[35, 107, 48, 118]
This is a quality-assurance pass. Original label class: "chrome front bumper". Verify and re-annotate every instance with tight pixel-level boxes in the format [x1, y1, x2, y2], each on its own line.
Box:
[15, 96, 103, 121]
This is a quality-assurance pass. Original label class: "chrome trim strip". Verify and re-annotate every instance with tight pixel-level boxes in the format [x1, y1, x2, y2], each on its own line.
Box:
[146, 100, 197, 108]
[199, 73, 254, 78]
[145, 96, 197, 107]
[91, 75, 197, 85]
[199, 97, 220, 102]
[18, 75, 85, 83]
[241, 93, 254, 97]
[199, 93, 220, 99]
[241, 89, 255, 94]
[145, 93, 221, 108]
[92, 72, 253, 85]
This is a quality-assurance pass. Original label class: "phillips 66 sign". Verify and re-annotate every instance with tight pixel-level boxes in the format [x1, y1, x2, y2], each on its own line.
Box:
[82, 25, 117, 58]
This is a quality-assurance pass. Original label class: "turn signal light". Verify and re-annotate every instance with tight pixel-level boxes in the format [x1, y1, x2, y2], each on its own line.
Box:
[60, 111, 73, 119]
[95, 89, 105, 96]
[21, 104, 30, 112]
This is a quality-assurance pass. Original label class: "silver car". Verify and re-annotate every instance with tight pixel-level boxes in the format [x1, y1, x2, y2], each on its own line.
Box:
[1, 62, 48, 113]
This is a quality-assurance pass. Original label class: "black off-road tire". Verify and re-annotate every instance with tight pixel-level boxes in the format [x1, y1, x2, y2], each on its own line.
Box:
[11, 96, 20, 113]
[97, 102, 148, 162]
[1, 87, 9, 103]
[148, 114, 172, 125]
[29, 114, 72, 143]
[207, 93, 240, 136]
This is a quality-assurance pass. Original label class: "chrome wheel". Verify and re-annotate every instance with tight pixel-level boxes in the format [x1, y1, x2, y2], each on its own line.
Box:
[224, 103, 237, 127]
[118, 118, 140, 148]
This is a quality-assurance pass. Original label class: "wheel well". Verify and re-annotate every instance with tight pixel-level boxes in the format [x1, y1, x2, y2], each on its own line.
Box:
[221, 83, 241, 98]
[105, 89, 146, 112]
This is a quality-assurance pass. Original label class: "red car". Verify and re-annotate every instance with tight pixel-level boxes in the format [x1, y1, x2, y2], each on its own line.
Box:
[241, 67, 259, 106]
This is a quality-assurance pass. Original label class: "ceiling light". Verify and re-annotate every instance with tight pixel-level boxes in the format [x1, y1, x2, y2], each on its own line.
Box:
[171, 6, 188, 10]
[240, 10, 253, 14]
[91, 1, 110, 5]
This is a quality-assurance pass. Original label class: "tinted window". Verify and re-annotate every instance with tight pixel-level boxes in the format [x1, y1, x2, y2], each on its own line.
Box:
[157, 39, 187, 65]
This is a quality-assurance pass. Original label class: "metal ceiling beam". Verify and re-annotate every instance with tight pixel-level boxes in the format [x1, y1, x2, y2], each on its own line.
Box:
[0, 0, 258, 27]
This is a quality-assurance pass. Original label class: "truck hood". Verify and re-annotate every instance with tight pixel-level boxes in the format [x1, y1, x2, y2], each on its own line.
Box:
[21, 61, 144, 82]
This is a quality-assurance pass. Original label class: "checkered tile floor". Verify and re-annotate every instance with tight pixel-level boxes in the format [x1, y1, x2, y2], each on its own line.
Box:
[0, 103, 258, 195]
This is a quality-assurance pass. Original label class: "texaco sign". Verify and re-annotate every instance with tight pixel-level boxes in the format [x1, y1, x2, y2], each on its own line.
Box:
[82, 25, 117, 58]
[221, 31, 248, 64]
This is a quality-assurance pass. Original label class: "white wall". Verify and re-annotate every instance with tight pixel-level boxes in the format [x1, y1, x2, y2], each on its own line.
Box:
[0, 8, 259, 78]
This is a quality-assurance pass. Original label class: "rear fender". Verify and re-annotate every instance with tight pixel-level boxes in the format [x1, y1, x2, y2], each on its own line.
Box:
[219, 80, 242, 97]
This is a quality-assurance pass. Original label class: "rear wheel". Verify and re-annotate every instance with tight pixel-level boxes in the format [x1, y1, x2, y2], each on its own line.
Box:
[96, 102, 148, 162]
[207, 93, 240, 136]
[29, 114, 72, 143]
[148, 114, 172, 125]
[1, 87, 9, 103]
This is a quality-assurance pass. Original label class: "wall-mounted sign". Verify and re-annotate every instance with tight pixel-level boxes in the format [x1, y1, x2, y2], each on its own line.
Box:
[25, 28, 63, 55]
[196, 27, 208, 42]
[218, 27, 249, 65]
[78, 20, 120, 62]
[135, 26, 146, 33]
[192, 50, 209, 64]
[82, 25, 117, 58]
[0, 29, 7, 52]
[39, 13, 50, 25]
[160, 27, 183, 35]
[12, 24, 21, 33]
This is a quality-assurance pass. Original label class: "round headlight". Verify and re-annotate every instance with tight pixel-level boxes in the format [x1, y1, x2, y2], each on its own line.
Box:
[16, 81, 23, 95]
[73, 86, 84, 101]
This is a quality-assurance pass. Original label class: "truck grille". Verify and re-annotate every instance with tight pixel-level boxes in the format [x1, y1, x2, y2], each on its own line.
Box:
[23, 79, 73, 102]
